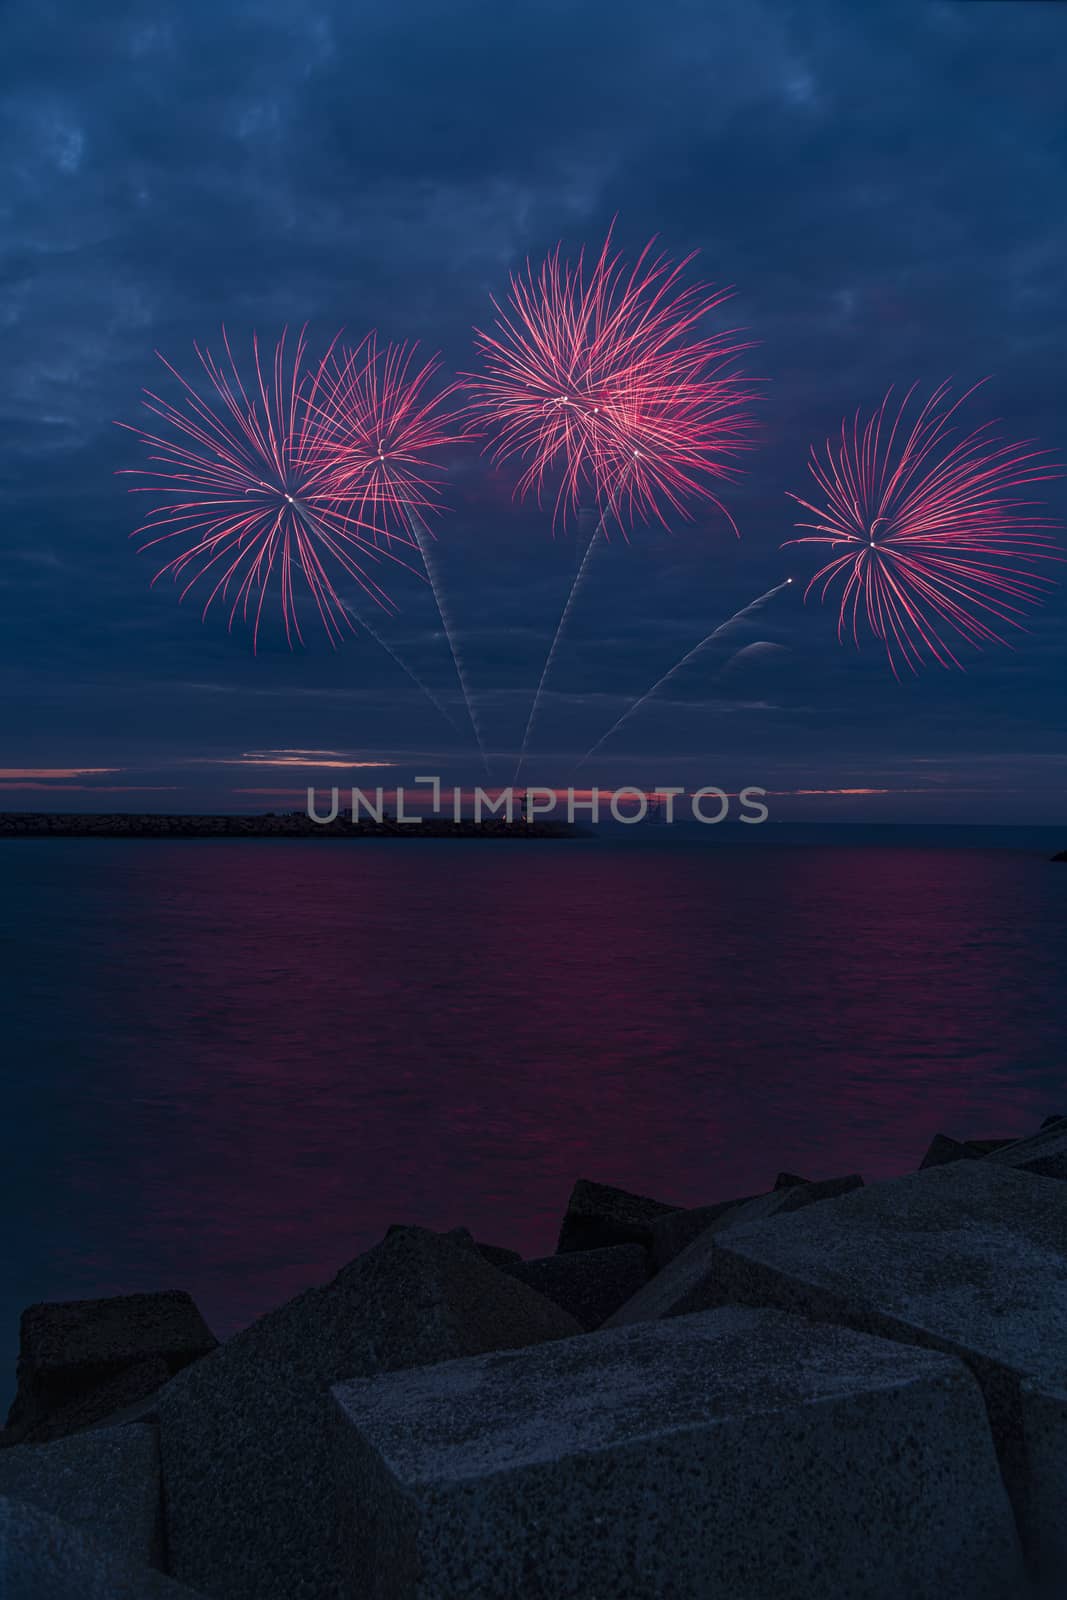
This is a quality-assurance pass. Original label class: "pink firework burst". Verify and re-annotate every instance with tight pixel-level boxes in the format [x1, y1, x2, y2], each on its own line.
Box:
[461, 227, 759, 534]
[785, 381, 1062, 675]
[306, 334, 461, 537]
[118, 327, 415, 650]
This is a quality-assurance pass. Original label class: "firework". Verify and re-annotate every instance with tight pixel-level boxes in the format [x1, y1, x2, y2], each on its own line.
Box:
[307, 335, 461, 531]
[463, 227, 758, 534]
[464, 226, 758, 777]
[310, 339, 486, 767]
[785, 382, 1061, 675]
[119, 327, 416, 651]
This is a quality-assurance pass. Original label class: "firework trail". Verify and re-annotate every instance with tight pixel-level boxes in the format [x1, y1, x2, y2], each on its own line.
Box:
[337, 594, 462, 735]
[573, 578, 793, 771]
[404, 502, 489, 771]
[118, 327, 421, 652]
[784, 381, 1061, 676]
[511, 507, 608, 782]
[462, 224, 759, 770]
[309, 336, 486, 766]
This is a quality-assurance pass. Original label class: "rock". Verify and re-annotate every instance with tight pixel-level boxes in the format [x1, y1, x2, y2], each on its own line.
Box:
[157, 1225, 582, 1600]
[1039, 1115, 1065, 1130]
[709, 1162, 1067, 1584]
[607, 1176, 862, 1326]
[3, 1358, 171, 1447]
[920, 1133, 975, 1169]
[554, 1178, 680, 1253]
[920, 1134, 1015, 1169]
[986, 1121, 1067, 1180]
[773, 1171, 808, 1188]
[385, 1224, 520, 1268]
[500, 1244, 649, 1329]
[0, 1424, 162, 1567]
[648, 1195, 758, 1270]
[472, 1241, 522, 1268]
[329, 1306, 1024, 1600]
[5, 1294, 216, 1440]
[0, 1496, 204, 1598]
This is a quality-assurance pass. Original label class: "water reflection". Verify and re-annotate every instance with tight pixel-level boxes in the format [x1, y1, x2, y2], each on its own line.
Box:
[2, 838, 1063, 1378]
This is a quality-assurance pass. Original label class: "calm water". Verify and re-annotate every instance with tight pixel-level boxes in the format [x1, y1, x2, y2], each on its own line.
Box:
[1, 831, 1065, 1410]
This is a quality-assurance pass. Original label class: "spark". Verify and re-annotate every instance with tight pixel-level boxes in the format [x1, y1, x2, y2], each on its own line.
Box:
[309, 337, 484, 765]
[784, 381, 1062, 676]
[118, 327, 417, 651]
[461, 224, 759, 534]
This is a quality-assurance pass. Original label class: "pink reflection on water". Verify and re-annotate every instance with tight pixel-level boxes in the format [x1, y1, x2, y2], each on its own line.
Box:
[54, 840, 1061, 1339]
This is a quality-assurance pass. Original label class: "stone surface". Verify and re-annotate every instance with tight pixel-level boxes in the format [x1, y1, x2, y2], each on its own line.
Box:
[0, 1497, 205, 1599]
[920, 1134, 1014, 1169]
[608, 1177, 863, 1326]
[330, 1306, 1024, 1600]
[385, 1224, 520, 1267]
[710, 1162, 1067, 1582]
[987, 1120, 1067, 1180]
[920, 1132, 976, 1169]
[0, 1423, 162, 1568]
[5, 1294, 215, 1440]
[501, 1244, 649, 1329]
[472, 1241, 522, 1267]
[555, 1178, 679, 1253]
[3, 1358, 171, 1447]
[648, 1195, 757, 1270]
[157, 1225, 582, 1600]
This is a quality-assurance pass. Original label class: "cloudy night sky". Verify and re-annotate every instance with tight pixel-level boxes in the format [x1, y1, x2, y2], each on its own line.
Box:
[2, 0, 1065, 821]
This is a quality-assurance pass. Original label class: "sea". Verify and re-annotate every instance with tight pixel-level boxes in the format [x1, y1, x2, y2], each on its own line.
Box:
[1, 826, 1065, 1411]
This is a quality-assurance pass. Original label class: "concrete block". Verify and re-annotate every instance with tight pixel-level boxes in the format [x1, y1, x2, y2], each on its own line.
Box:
[987, 1121, 1067, 1180]
[157, 1225, 581, 1600]
[5, 1293, 215, 1441]
[330, 1306, 1024, 1600]
[607, 1177, 861, 1327]
[0, 1423, 161, 1567]
[501, 1244, 649, 1329]
[710, 1162, 1067, 1582]
[555, 1178, 679, 1253]
[0, 1496, 204, 1599]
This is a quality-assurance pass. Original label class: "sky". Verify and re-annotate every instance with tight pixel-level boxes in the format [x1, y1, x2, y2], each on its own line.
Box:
[1, 0, 1065, 821]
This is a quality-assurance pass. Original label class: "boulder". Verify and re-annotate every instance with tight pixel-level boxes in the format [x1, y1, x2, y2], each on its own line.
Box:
[500, 1244, 649, 1329]
[0, 1496, 204, 1599]
[0, 1423, 162, 1567]
[649, 1195, 757, 1270]
[555, 1178, 680, 1253]
[709, 1162, 1067, 1583]
[329, 1306, 1024, 1600]
[5, 1294, 215, 1441]
[607, 1176, 863, 1326]
[986, 1121, 1067, 1180]
[3, 1358, 171, 1447]
[385, 1224, 520, 1268]
[920, 1134, 1015, 1170]
[471, 1241, 522, 1268]
[157, 1225, 582, 1600]
[920, 1133, 975, 1169]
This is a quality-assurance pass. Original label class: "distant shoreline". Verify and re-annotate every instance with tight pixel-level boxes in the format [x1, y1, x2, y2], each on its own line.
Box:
[0, 811, 583, 840]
